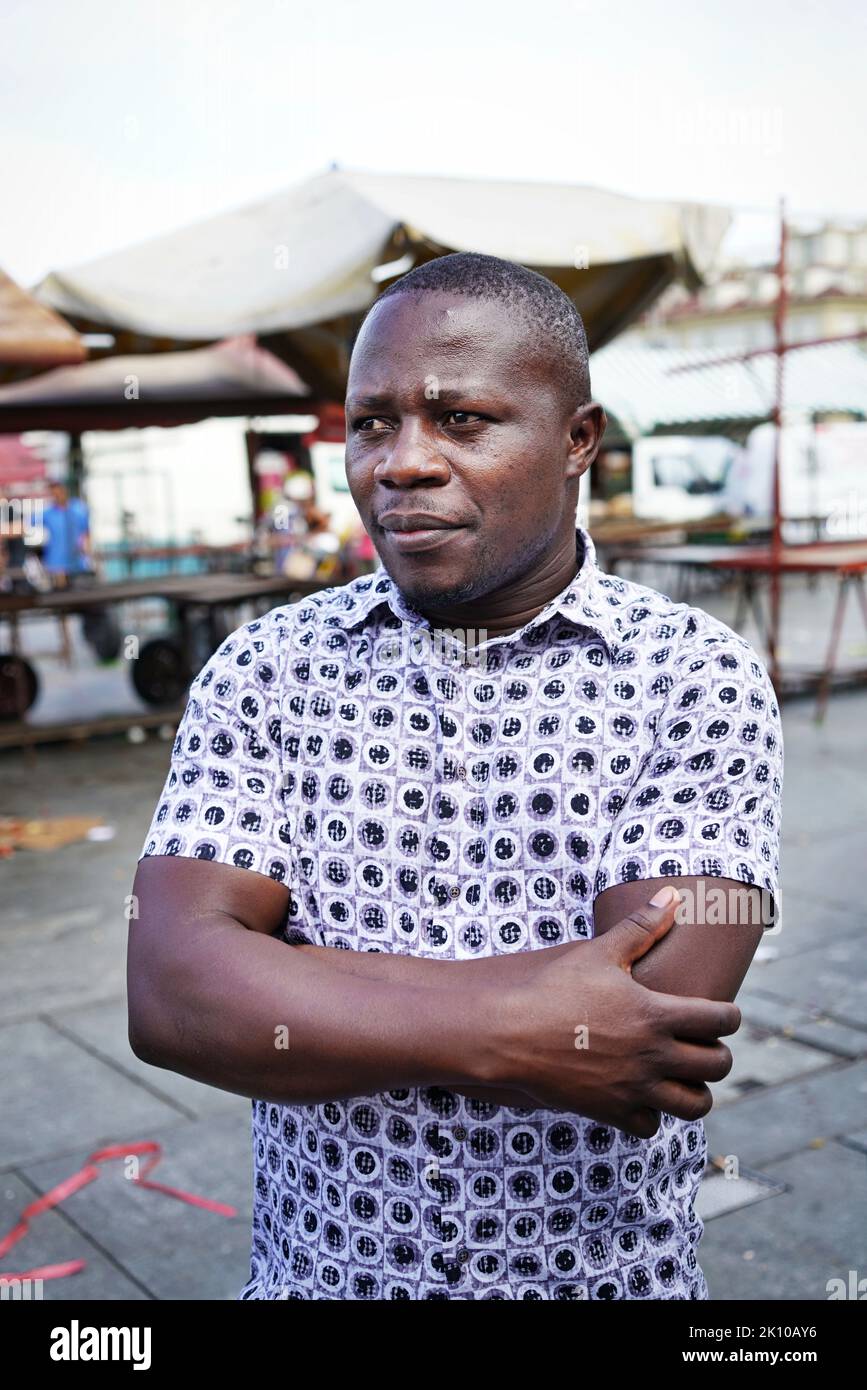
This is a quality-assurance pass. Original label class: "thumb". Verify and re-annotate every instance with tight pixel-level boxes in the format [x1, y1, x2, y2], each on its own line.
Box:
[601, 885, 683, 969]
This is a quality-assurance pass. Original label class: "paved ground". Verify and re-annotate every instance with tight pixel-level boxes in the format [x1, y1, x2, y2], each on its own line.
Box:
[1, 576, 866, 1301]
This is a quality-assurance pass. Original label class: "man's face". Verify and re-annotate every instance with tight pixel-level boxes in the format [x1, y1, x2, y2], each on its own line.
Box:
[345, 290, 603, 609]
[50, 484, 68, 506]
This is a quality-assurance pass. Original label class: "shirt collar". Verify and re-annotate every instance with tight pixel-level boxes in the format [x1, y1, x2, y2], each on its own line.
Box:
[327, 525, 622, 653]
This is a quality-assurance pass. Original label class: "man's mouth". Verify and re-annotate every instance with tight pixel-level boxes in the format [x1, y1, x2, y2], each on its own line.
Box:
[381, 525, 466, 554]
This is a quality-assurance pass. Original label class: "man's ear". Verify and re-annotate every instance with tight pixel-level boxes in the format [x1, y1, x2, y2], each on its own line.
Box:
[566, 401, 607, 481]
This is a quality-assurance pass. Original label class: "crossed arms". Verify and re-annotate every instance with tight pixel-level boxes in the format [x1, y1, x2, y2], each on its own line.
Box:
[127, 857, 764, 1139]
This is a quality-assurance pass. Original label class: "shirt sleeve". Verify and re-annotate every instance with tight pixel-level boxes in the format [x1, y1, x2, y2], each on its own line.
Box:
[138, 609, 292, 885]
[593, 624, 784, 924]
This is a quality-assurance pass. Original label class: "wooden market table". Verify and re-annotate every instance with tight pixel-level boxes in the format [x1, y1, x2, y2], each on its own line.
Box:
[0, 572, 325, 746]
[608, 538, 867, 719]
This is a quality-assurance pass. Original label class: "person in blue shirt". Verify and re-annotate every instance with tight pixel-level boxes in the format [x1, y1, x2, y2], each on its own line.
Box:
[41, 482, 92, 586]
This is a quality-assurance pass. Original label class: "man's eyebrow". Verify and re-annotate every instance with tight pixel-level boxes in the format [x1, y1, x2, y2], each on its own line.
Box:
[346, 393, 393, 410]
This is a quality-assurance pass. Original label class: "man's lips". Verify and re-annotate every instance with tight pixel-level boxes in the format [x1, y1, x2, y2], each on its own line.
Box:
[377, 522, 466, 550]
[376, 514, 468, 554]
[377, 513, 464, 532]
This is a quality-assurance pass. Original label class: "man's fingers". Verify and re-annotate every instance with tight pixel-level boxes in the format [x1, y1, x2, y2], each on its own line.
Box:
[601, 885, 682, 967]
[653, 992, 742, 1040]
[645, 1079, 715, 1123]
[661, 1039, 734, 1085]
[622, 1107, 663, 1140]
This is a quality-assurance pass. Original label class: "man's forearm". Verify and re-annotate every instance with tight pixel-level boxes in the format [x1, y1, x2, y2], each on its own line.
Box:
[290, 941, 568, 1108]
[130, 916, 511, 1106]
[291, 939, 576, 987]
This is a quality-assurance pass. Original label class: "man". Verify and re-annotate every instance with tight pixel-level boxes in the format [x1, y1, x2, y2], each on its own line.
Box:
[40, 480, 92, 587]
[129, 253, 783, 1301]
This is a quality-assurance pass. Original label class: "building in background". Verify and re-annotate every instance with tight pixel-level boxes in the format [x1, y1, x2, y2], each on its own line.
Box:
[628, 219, 867, 352]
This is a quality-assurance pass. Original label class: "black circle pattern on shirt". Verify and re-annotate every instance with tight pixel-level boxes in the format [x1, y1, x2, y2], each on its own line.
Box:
[140, 542, 782, 1300]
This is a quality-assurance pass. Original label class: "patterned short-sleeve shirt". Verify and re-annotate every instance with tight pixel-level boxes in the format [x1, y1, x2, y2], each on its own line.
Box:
[139, 526, 783, 1300]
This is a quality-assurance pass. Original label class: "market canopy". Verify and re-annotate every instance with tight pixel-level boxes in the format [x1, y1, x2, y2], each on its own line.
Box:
[0, 334, 309, 433]
[590, 338, 867, 442]
[33, 168, 732, 398]
[0, 268, 87, 381]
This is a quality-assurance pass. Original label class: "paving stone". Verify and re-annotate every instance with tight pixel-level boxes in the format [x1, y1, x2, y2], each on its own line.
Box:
[711, 1029, 835, 1107]
[776, 826, 865, 918]
[696, 1167, 786, 1220]
[0, 1018, 185, 1170]
[737, 991, 815, 1033]
[739, 938, 867, 1028]
[837, 1130, 867, 1155]
[698, 1142, 867, 1301]
[0, 902, 129, 1027]
[0, 1171, 149, 1300]
[704, 1059, 867, 1167]
[20, 1111, 254, 1301]
[778, 756, 866, 841]
[790, 1017, 867, 1060]
[747, 892, 864, 959]
[50, 997, 248, 1118]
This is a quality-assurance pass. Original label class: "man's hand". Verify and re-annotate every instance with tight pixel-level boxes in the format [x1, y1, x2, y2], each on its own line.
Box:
[486, 886, 740, 1137]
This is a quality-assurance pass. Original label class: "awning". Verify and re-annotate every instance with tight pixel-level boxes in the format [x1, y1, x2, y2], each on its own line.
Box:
[590, 338, 867, 441]
[0, 268, 87, 379]
[0, 335, 310, 433]
[32, 168, 732, 398]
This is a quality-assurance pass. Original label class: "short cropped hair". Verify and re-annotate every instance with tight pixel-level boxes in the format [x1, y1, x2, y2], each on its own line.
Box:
[355, 251, 591, 410]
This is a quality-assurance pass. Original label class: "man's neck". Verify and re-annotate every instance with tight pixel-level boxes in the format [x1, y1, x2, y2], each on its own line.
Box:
[413, 530, 584, 643]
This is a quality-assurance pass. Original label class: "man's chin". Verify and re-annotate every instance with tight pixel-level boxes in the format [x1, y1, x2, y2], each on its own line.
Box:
[381, 560, 479, 611]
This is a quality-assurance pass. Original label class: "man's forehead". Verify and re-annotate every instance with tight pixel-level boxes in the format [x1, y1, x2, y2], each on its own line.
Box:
[349, 291, 549, 388]
[368, 291, 539, 347]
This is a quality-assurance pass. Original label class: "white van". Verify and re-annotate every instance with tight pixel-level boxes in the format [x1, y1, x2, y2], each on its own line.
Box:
[725, 420, 867, 535]
[631, 422, 867, 537]
[631, 435, 742, 521]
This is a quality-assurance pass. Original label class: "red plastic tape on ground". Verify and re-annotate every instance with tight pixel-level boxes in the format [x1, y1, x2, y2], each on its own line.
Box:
[0, 1141, 237, 1282]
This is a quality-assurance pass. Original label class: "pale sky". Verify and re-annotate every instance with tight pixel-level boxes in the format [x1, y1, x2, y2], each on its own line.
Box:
[3, 0, 866, 288]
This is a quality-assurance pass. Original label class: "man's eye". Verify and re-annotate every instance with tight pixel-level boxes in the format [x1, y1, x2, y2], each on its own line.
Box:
[444, 411, 484, 426]
[353, 417, 390, 432]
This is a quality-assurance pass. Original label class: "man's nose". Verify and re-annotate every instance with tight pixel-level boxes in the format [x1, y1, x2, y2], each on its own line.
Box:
[373, 420, 451, 486]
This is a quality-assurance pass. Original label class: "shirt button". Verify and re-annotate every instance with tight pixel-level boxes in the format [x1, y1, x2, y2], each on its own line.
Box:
[453, 1125, 468, 1141]
[457, 1247, 470, 1263]
[449, 885, 460, 900]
